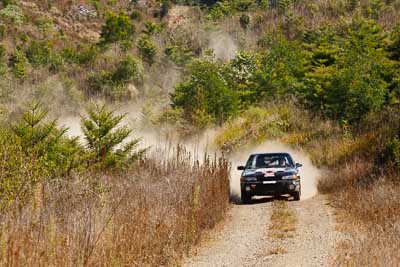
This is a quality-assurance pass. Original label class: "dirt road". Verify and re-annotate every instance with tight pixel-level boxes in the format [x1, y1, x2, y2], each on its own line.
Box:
[182, 195, 340, 267]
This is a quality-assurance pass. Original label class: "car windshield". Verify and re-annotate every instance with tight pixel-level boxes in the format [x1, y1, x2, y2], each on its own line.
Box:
[248, 154, 294, 169]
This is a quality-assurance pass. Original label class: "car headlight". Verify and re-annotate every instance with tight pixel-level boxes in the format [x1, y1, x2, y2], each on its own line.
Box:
[282, 174, 297, 180]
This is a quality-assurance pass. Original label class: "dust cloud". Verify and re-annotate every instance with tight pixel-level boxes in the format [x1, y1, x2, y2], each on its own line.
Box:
[229, 141, 320, 201]
[59, 113, 319, 202]
[208, 32, 238, 61]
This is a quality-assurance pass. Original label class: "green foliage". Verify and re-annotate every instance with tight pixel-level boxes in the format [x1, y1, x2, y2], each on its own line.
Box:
[0, 4, 24, 26]
[100, 12, 135, 44]
[171, 59, 238, 126]
[112, 55, 143, 83]
[207, 2, 231, 21]
[384, 137, 400, 171]
[137, 36, 157, 64]
[9, 49, 30, 79]
[142, 21, 161, 36]
[300, 19, 391, 122]
[239, 14, 250, 29]
[11, 103, 81, 176]
[0, 127, 48, 210]
[164, 45, 193, 65]
[81, 105, 146, 169]
[130, 9, 143, 21]
[254, 35, 306, 99]
[161, 0, 172, 17]
[61, 44, 100, 65]
[25, 40, 52, 67]
[87, 56, 142, 98]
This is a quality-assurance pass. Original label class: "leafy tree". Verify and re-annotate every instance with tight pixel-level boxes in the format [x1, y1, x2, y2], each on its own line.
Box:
[100, 12, 135, 44]
[81, 105, 146, 169]
[225, 51, 257, 107]
[171, 59, 238, 125]
[300, 19, 391, 122]
[254, 35, 306, 100]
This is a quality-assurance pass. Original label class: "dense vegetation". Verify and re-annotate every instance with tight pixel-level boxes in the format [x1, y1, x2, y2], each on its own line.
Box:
[0, 0, 400, 265]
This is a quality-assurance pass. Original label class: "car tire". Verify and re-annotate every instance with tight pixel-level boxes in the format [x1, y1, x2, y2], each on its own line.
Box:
[292, 191, 301, 201]
[241, 191, 251, 204]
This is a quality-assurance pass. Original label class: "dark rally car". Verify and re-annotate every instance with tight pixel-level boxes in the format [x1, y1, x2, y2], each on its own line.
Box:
[237, 153, 302, 203]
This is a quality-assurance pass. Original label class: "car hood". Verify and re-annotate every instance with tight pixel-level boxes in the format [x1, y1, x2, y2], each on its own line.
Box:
[242, 167, 297, 177]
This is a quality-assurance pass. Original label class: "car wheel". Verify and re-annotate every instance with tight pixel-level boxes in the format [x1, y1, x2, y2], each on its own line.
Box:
[292, 191, 301, 201]
[241, 191, 251, 204]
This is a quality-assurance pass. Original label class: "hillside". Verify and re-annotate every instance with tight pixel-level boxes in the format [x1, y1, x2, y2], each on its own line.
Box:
[1, 0, 400, 266]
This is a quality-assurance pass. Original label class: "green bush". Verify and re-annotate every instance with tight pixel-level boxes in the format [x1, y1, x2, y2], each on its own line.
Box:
[9, 49, 30, 79]
[239, 13, 250, 29]
[161, 0, 172, 17]
[130, 9, 143, 21]
[142, 21, 161, 36]
[0, 4, 25, 26]
[137, 36, 157, 64]
[87, 56, 142, 98]
[112, 55, 143, 83]
[171, 59, 238, 126]
[164, 45, 193, 65]
[11, 103, 81, 176]
[100, 12, 135, 44]
[61, 44, 100, 65]
[25, 40, 52, 67]
[81, 104, 146, 169]
[0, 127, 48, 210]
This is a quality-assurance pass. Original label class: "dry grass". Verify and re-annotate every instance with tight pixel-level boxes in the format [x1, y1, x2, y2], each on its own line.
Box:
[317, 154, 400, 266]
[0, 148, 230, 266]
[267, 246, 288, 255]
[268, 201, 297, 240]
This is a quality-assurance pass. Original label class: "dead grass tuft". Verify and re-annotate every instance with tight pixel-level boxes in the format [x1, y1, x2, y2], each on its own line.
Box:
[268, 201, 297, 240]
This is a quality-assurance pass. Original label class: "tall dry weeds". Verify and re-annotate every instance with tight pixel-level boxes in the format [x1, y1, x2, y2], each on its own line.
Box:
[0, 147, 230, 266]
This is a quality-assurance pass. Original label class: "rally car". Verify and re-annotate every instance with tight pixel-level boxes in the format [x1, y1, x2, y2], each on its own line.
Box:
[237, 153, 302, 203]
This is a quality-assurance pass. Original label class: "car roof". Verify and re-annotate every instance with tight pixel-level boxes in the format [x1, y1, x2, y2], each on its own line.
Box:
[249, 152, 292, 157]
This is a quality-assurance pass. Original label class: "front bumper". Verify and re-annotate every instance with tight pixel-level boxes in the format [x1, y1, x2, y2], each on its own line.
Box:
[241, 179, 300, 196]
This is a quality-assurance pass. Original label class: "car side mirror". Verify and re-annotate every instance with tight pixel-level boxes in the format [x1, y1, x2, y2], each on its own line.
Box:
[237, 166, 245, 171]
[296, 163, 303, 168]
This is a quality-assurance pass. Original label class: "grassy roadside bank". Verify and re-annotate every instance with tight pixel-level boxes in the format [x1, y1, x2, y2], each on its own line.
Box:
[0, 106, 231, 266]
[214, 103, 400, 265]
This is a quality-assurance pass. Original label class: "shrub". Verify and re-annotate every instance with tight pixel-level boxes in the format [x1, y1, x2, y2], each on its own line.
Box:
[112, 55, 142, 83]
[164, 45, 193, 66]
[25, 40, 52, 67]
[11, 103, 82, 176]
[137, 36, 157, 64]
[81, 104, 146, 169]
[142, 21, 161, 36]
[130, 9, 143, 21]
[0, 127, 47, 210]
[62, 44, 100, 65]
[239, 13, 250, 29]
[161, 0, 171, 17]
[0, 4, 24, 25]
[9, 49, 30, 79]
[87, 56, 142, 98]
[100, 12, 135, 44]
